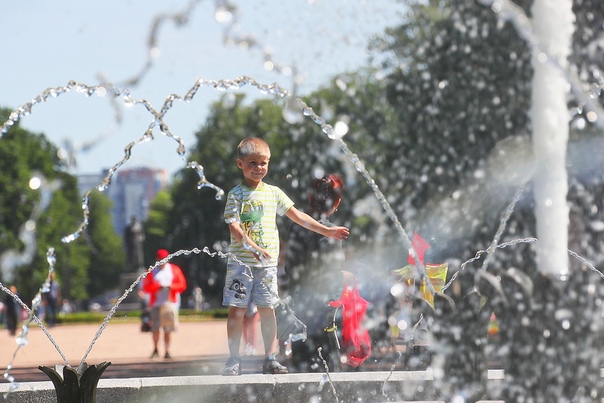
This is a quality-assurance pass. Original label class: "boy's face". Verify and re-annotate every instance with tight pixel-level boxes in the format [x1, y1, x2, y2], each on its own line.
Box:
[238, 152, 270, 186]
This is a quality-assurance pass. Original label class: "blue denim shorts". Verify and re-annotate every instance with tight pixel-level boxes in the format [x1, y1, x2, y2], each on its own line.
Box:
[222, 263, 279, 308]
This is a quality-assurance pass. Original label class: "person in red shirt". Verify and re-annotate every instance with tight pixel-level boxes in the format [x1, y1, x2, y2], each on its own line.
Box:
[142, 249, 187, 359]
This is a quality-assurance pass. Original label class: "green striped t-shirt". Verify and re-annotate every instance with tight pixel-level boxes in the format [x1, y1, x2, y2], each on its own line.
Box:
[223, 182, 294, 268]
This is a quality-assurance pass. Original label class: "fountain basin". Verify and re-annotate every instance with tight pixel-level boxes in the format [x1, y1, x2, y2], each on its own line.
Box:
[0, 370, 511, 402]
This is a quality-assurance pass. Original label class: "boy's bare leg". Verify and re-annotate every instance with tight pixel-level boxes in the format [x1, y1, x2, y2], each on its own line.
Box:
[257, 307, 277, 356]
[227, 306, 246, 357]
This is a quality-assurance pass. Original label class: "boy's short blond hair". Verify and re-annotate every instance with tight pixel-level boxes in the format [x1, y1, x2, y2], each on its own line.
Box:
[237, 137, 271, 159]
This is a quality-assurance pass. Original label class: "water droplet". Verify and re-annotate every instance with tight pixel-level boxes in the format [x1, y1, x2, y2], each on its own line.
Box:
[95, 87, 107, 97]
[61, 232, 80, 243]
[16, 336, 28, 347]
[24, 220, 36, 232]
[282, 108, 302, 124]
[322, 124, 337, 139]
[333, 120, 349, 139]
[293, 333, 306, 342]
[214, 6, 233, 23]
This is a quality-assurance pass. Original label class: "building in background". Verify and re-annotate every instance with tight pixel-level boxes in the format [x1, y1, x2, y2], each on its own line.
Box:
[77, 173, 104, 197]
[77, 167, 167, 236]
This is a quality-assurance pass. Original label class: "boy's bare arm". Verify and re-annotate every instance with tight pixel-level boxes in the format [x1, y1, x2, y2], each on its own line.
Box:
[228, 222, 271, 261]
[227, 221, 246, 244]
[285, 207, 350, 240]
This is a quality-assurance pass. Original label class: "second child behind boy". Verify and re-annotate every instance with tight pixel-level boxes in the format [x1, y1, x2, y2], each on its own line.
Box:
[222, 137, 350, 375]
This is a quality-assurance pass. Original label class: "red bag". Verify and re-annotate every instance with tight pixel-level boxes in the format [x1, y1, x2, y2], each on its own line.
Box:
[329, 281, 372, 367]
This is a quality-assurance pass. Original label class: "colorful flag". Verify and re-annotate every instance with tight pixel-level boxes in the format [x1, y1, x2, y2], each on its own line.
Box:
[408, 231, 431, 266]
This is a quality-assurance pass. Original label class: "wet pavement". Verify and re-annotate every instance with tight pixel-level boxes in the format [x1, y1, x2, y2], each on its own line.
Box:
[0, 319, 425, 383]
[0, 320, 233, 382]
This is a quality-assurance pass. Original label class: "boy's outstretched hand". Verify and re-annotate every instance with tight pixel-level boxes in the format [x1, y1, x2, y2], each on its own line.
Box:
[285, 207, 350, 240]
[327, 226, 350, 240]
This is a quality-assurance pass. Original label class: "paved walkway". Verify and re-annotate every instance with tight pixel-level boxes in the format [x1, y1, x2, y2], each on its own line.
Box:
[1, 320, 231, 366]
[0, 319, 247, 381]
[0, 318, 412, 383]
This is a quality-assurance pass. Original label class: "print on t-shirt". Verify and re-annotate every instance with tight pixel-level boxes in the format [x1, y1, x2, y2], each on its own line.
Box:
[240, 200, 265, 248]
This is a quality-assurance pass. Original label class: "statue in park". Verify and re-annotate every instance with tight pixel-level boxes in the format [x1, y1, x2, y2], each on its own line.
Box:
[124, 215, 145, 272]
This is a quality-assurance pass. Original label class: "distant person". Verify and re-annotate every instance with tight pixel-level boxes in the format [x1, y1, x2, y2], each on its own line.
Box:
[42, 272, 60, 327]
[193, 286, 203, 312]
[142, 249, 187, 359]
[124, 215, 145, 272]
[138, 289, 152, 333]
[285, 173, 349, 371]
[221, 137, 349, 376]
[60, 299, 73, 316]
[4, 285, 21, 336]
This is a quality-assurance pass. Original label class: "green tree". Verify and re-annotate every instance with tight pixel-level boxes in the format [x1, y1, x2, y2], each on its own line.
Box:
[37, 181, 91, 301]
[282, 70, 400, 242]
[84, 191, 126, 298]
[0, 107, 91, 303]
[144, 189, 173, 263]
[373, 0, 604, 270]
[382, 1, 532, 212]
[0, 114, 56, 252]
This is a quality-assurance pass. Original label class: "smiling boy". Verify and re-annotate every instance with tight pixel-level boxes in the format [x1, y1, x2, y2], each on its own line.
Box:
[221, 137, 350, 375]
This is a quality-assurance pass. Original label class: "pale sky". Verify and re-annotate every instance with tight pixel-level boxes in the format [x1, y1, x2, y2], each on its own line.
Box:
[0, 0, 403, 178]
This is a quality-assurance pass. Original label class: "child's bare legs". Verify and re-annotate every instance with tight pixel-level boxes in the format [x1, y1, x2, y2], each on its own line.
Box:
[257, 306, 288, 373]
[243, 313, 259, 345]
[226, 306, 246, 357]
[257, 307, 278, 357]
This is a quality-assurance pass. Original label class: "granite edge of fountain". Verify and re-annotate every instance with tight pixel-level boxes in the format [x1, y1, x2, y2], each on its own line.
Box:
[0, 370, 509, 402]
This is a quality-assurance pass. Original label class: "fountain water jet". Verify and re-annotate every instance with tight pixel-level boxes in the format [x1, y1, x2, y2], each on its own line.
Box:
[530, 0, 574, 280]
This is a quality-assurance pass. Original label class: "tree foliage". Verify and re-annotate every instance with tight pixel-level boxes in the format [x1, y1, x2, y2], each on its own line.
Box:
[0, 108, 90, 303]
[37, 176, 91, 301]
[377, 1, 534, 256]
[0, 107, 126, 304]
[85, 191, 126, 298]
[143, 189, 174, 263]
[372, 0, 604, 279]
